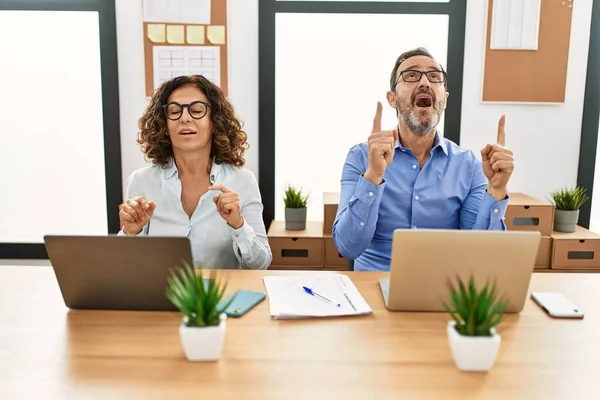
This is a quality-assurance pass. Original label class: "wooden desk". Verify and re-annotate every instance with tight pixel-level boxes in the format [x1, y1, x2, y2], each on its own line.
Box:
[1, 266, 600, 399]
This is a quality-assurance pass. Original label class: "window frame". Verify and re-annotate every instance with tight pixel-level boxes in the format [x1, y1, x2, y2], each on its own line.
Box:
[258, 0, 468, 228]
[0, 0, 122, 259]
[576, 0, 600, 229]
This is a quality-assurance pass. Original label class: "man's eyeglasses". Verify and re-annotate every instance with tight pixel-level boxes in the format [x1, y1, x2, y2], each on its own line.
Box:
[162, 101, 212, 120]
[397, 69, 447, 84]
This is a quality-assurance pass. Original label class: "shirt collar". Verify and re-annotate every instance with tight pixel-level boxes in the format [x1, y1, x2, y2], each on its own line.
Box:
[395, 128, 448, 156]
[162, 157, 223, 183]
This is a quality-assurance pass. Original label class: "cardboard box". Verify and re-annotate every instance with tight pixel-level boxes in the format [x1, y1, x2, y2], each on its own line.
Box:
[323, 192, 340, 235]
[506, 193, 554, 235]
[550, 226, 600, 269]
[534, 236, 552, 269]
[267, 221, 323, 267]
[324, 235, 347, 267]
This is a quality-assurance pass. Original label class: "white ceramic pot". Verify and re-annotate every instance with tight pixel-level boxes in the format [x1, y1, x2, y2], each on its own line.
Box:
[447, 321, 501, 372]
[179, 313, 227, 362]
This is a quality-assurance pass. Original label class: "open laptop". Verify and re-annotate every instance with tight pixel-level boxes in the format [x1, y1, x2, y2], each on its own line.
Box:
[379, 229, 541, 313]
[44, 235, 194, 311]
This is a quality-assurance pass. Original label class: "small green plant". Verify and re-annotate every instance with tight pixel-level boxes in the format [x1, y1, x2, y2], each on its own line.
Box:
[283, 185, 309, 208]
[442, 275, 507, 337]
[550, 186, 589, 211]
[165, 261, 234, 327]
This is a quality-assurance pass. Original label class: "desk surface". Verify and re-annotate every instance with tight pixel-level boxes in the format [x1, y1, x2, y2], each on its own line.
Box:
[1, 266, 600, 400]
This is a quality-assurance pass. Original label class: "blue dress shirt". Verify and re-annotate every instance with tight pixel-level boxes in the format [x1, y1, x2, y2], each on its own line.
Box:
[332, 131, 509, 272]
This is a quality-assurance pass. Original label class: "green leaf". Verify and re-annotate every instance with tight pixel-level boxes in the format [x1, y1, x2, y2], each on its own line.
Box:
[283, 184, 309, 208]
[549, 186, 589, 211]
[440, 274, 507, 337]
[165, 262, 229, 327]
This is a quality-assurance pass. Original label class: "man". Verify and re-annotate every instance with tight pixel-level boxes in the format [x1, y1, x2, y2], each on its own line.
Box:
[332, 47, 514, 272]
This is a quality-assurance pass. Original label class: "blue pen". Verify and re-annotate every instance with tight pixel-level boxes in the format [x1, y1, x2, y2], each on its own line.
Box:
[302, 286, 341, 307]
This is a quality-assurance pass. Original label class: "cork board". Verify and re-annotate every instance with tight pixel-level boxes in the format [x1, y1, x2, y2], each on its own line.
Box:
[142, 0, 228, 98]
[482, 0, 573, 103]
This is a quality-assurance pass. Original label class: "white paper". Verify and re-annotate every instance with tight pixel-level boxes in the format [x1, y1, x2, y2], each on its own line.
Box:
[263, 274, 372, 319]
[153, 45, 220, 89]
[143, 0, 211, 25]
[490, 0, 541, 50]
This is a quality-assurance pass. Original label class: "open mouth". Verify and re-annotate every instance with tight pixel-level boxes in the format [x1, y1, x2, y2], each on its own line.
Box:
[179, 130, 197, 136]
[414, 94, 433, 108]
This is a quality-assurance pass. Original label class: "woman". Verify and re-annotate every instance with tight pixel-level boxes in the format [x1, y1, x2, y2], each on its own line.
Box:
[119, 75, 272, 270]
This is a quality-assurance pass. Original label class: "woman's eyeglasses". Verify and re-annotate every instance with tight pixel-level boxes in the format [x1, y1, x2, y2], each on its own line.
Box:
[162, 100, 212, 120]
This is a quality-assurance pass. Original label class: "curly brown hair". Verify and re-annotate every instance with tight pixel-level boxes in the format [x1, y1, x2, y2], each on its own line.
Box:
[137, 75, 248, 167]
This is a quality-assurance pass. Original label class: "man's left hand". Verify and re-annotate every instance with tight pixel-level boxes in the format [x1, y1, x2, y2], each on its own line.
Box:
[209, 185, 244, 229]
[481, 115, 514, 201]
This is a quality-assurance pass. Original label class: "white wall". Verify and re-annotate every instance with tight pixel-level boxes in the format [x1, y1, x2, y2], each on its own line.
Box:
[114, 0, 259, 196]
[460, 0, 593, 203]
[590, 113, 600, 232]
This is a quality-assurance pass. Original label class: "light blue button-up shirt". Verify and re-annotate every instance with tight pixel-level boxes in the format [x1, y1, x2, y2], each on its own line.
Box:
[332, 131, 508, 272]
[119, 158, 272, 270]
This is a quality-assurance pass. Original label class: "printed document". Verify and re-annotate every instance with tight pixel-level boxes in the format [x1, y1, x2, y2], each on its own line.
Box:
[263, 274, 372, 319]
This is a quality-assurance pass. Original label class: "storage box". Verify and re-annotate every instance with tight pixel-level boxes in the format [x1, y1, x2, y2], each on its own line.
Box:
[550, 226, 600, 270]
[267, 221, 323, 268]
[534, 236, 552, 269]
[323, 192, 340, 235]
[506, 193, 554, 235]
[324, 235, 347, 267]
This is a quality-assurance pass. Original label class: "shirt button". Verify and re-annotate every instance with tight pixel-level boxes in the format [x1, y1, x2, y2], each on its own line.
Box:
[235, 233, 239, 238]
[401, 149, 406, 153]
[415, 195, 420, 200]
[493, 208, 499, 214]
[412, 165, 417, 170]
[368, 191, 373, 197]
[360, 221, 365, 226]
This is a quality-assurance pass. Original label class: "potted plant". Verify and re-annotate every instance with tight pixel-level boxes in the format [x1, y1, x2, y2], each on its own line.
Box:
[550, 186, 589, 233]
[165, 261, 235, 362]
[284, 184, 309, 230]
[442, 275, 508, 372]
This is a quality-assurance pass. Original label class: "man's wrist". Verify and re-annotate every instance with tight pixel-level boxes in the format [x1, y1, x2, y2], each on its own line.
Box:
[363, 169, 383, 186]
[487, 187, 508, 201]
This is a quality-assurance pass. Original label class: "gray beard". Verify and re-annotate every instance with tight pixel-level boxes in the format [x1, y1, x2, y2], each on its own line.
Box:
[398, 99, 444, 136]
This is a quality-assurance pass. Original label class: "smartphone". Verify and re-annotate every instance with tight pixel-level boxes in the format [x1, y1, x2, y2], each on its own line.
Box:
[220, 290, 265, 318]
[531, 292, 584, 319]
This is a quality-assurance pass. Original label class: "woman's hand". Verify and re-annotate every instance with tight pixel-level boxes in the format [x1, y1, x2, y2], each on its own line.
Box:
[209, 185, 243, 229]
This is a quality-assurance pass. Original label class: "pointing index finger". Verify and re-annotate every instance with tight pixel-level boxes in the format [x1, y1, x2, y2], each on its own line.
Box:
[497, 114, 506, 146]
[371, 102, 383, 134]
[208, 184, 231, 193]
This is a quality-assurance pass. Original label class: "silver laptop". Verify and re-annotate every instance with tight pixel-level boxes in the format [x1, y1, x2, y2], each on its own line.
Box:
[379, 229, 541, 313]
[44, 235, 194, 311]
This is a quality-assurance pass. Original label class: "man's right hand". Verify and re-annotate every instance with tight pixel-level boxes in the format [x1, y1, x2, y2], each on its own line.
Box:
[119, 196, 156, 235]
[364, 102, 398, 185]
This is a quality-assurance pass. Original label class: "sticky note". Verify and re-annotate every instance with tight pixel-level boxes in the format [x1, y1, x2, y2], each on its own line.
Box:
[166, 25, 185, 44]
[186, 26, 205, 44]
[147, 23, 166, 43]
[207, 25, 226, 45]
